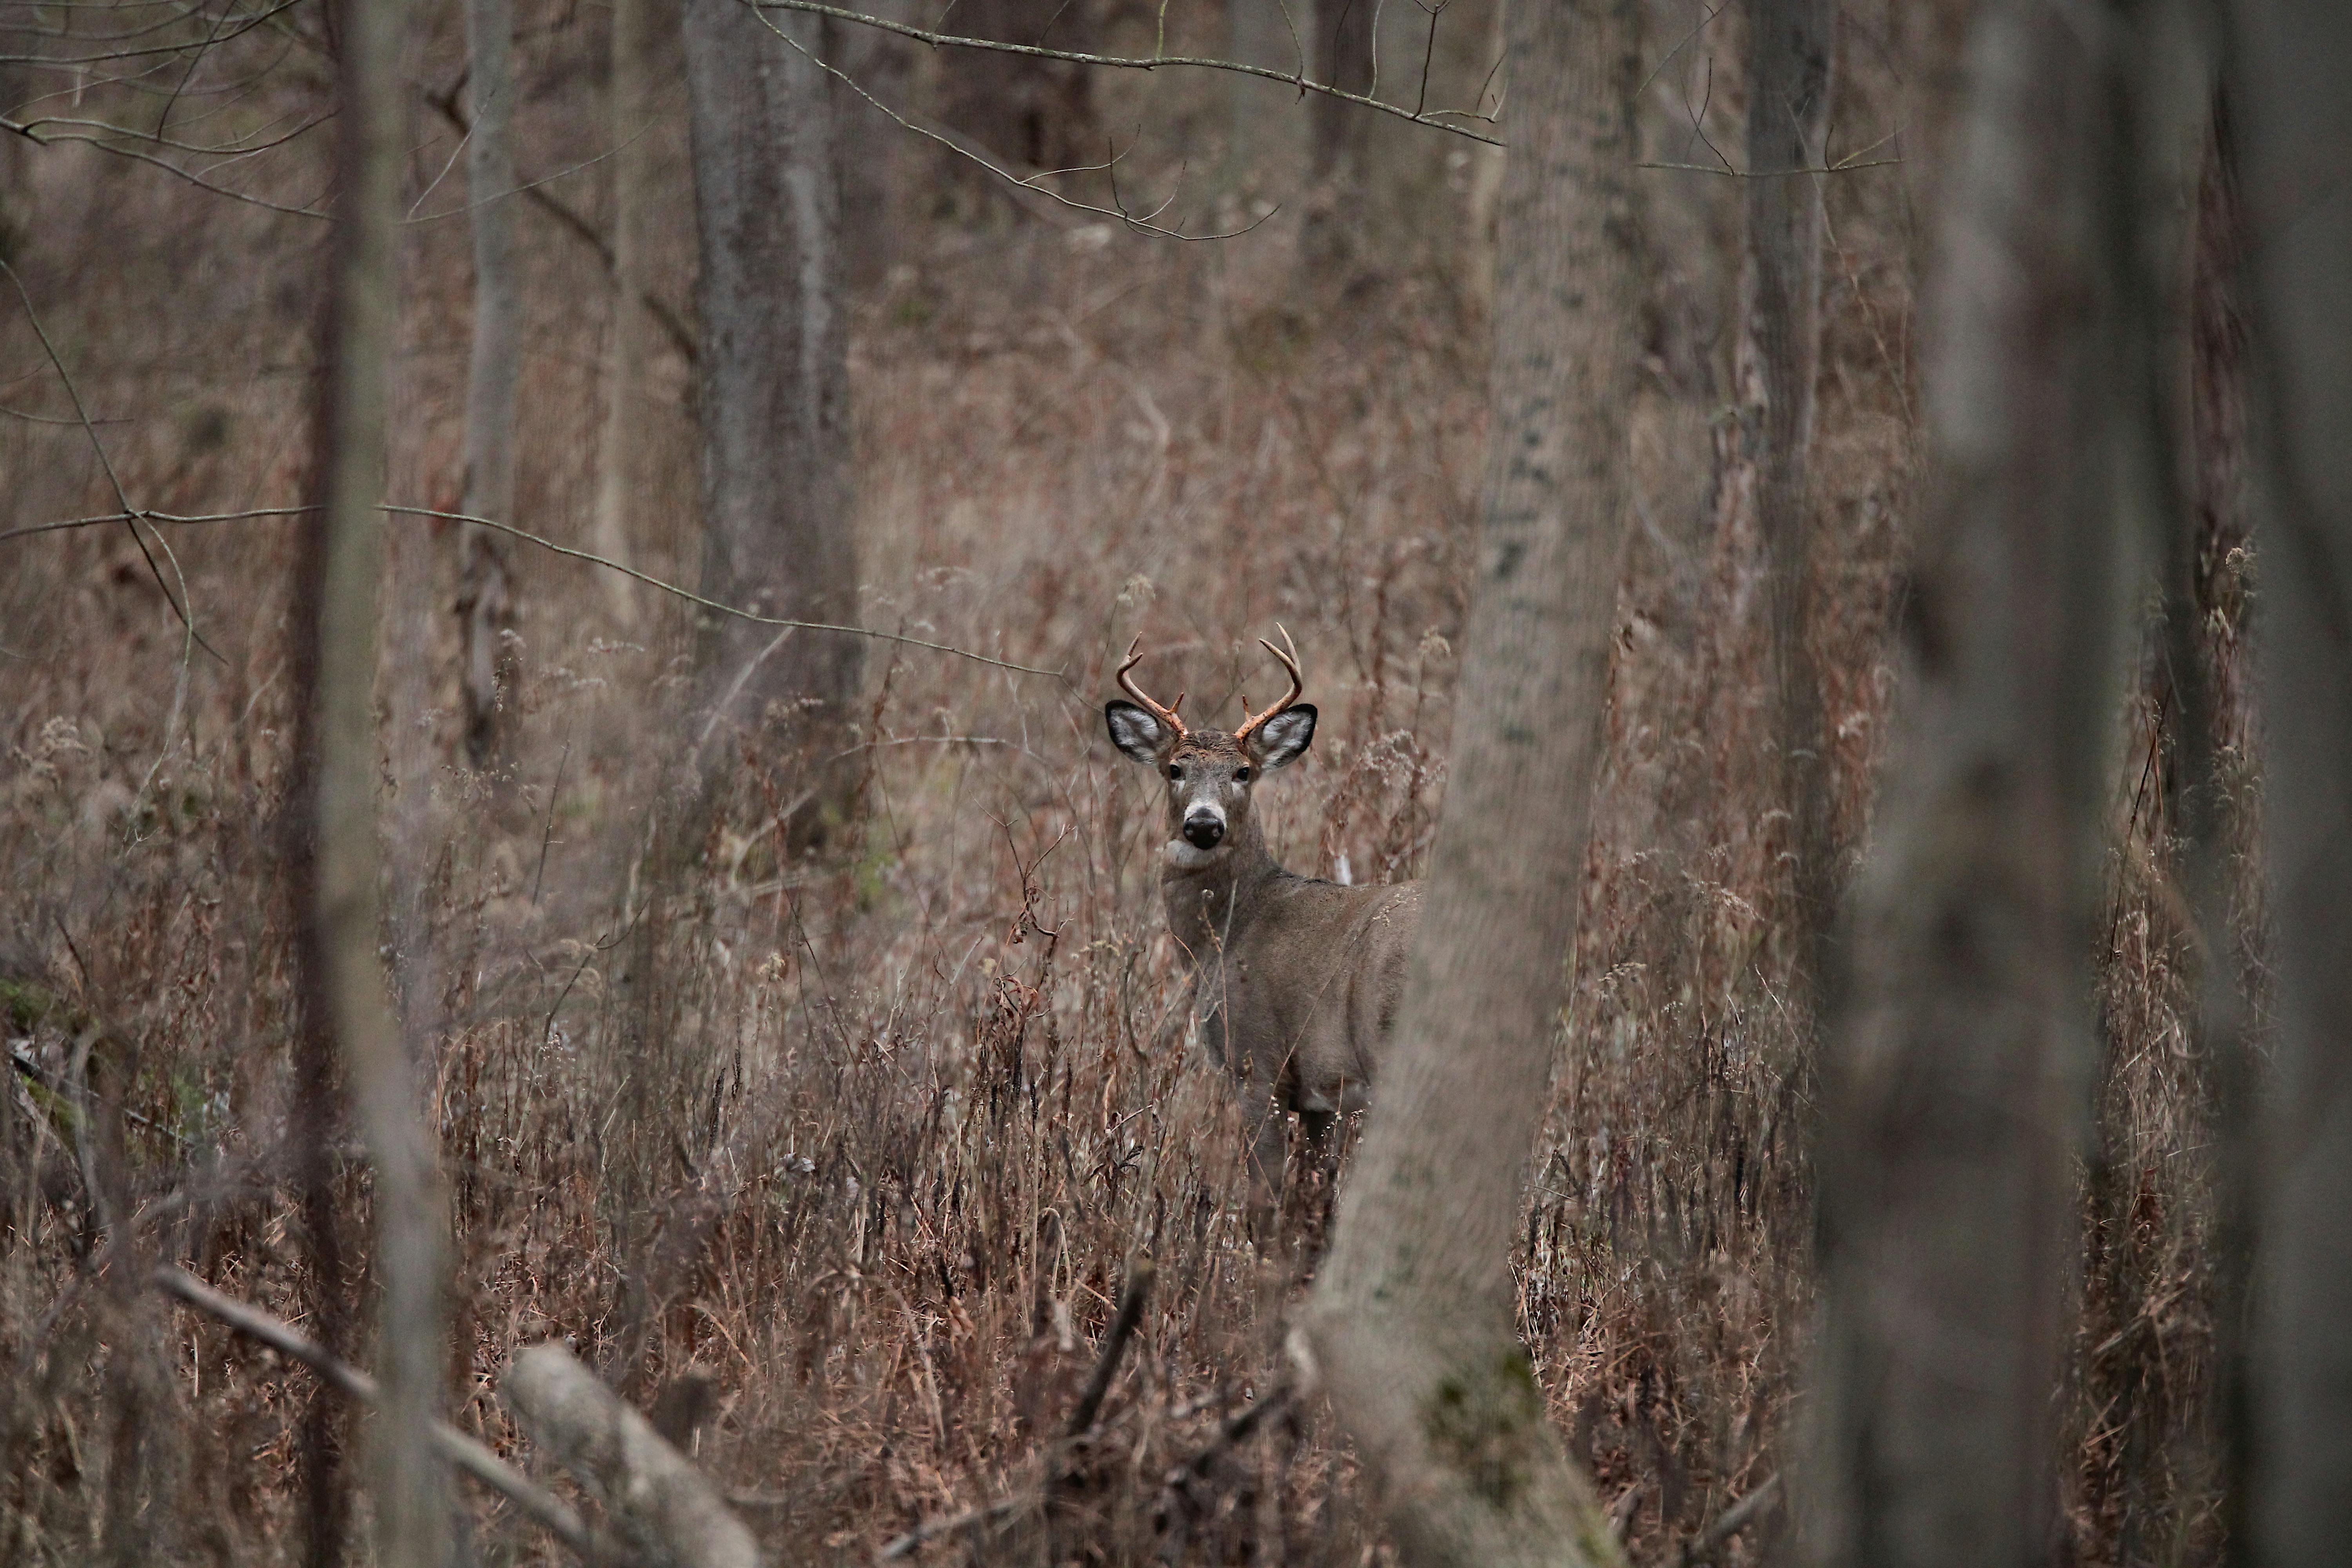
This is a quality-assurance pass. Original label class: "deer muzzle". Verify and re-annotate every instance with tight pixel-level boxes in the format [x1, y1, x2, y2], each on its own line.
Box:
[1181, 808, 1226, 849]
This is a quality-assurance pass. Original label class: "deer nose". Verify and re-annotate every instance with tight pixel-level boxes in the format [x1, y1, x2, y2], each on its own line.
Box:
[1183, 812, 1225, 849]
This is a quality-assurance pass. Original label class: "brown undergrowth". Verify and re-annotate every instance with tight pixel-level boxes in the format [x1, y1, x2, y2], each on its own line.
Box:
[0, 3, 2253, 1563]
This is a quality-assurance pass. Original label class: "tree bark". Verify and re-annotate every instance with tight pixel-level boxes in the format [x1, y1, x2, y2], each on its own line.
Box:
[295, 1, 448, 1563]
[1223, 0, 1313, 201]
[1802, 5, 2128, 1565]
[1298, 0, 1501, 299]
[503, 1345, 758, 1568]
[1741, 0, 1837, 998]
[938, 0, 1097, 185]
[1292, 1, 1640, 1563]
[459, 0, 521, 763]
[1300, 0, 1374, 279]
[592, 0, 652, 629]
[2225, 4, 2352, 1561]
[682, 0, 861, 831]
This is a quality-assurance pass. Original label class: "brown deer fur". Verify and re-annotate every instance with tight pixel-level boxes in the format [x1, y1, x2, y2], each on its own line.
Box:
[1105, 635, 1422, 1219]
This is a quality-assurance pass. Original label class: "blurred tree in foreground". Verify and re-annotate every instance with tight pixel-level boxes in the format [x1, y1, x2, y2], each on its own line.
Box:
[294, 0, 449, 1563]
[2229, 0, 2352, 1559]
[1804, 0, 2127, 1552]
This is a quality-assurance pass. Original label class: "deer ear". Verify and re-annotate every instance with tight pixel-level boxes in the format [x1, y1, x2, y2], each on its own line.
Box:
[1105, 701, 1169, 764]
[1248, 704, 1316, 769]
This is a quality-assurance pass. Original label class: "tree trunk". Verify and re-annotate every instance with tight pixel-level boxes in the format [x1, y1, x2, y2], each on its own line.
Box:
[1741, 0, 1837, 998]
[1300, 0, 1374, 279]
[459, 0, 521, 763]
[938, 0, 1097, 192]
[295, 1, 448, 1563]
[681, 0, 861, 833]
[593, 0, 653, 629]
[2225, 3, 2352, 1560]
[1293, 1, 1640, 1563]
[1802, 4, 2129, 1564]
[1223, 0, 1313, 201]
[1300, 0, 1503, 302]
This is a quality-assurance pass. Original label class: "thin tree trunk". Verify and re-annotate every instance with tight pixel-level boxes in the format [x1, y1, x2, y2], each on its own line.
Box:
[2225, 4, 2352, 1560]
[294, 1, 447, 1564]
[593, 0, 650, 628]
[1803, 4, 2128, 1564]
[2174, 111, 2257, 1563]
[1300, 0, 1374, 281]
[1742, 0, 1837, 998]
[459, 0, 521, 763]
[1223, 0, 1312, 200]
[682, 0, 861, 832]
[938, 0, 1097, 193]
[1294, 0, 1640, 1562]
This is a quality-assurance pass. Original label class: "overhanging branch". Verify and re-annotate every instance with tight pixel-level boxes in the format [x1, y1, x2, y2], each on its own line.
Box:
[749, 0, 1504, 148]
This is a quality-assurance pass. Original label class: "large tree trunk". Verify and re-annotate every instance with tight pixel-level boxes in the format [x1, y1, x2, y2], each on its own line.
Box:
[681, 0, 861, 833]
[295, 0, 448, 1563]
[2226, 3, 2352, 1559]
[1293, 0, 1640, 1562]
[458, 0, 521, 764]
[592, 0, 653, 628]
[1802, 4, 2130, 1564]
[1741, 0, 1837, 997]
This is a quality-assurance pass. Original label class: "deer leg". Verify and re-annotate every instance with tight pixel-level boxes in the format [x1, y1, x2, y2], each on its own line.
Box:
[1245, 1095, 1289, 1240]
[1298, 1106, 1338, 1152]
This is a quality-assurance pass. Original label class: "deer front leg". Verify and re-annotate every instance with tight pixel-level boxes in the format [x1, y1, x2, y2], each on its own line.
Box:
[1244, 1087, 1290, 1240]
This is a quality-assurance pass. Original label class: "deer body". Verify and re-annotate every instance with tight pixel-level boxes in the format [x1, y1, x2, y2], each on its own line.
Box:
[1107, 634, 1422, 1216]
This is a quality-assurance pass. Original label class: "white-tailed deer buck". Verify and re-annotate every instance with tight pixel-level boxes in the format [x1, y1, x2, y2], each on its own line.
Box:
[1106, 631, 1421, 1221]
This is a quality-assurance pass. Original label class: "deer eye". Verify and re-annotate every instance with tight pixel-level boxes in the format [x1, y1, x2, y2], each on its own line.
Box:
[1234, 766, 1252, 782]
[1167, 764, 1183, 781]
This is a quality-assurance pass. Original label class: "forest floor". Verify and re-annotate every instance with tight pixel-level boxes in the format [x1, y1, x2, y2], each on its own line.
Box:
[0, 13, 2239, 1559]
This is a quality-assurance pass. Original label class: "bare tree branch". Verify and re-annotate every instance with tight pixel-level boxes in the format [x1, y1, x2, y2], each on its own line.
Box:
[748, 0, 1503, 147]
[421, 84, 699, 364]
[0, 502, 1065, 677]
[153, 1268, 621, 1562]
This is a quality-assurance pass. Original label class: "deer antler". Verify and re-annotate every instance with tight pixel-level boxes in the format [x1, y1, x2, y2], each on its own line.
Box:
[1233, 624, 1305, 746]
[1116, 636, 1188, 739]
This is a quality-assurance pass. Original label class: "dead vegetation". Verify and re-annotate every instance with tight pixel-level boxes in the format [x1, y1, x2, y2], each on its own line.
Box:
[0, 1, 2250, 1563]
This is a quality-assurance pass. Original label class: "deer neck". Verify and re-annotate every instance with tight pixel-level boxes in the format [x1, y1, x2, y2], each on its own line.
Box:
[1161, 818, 1283, 966]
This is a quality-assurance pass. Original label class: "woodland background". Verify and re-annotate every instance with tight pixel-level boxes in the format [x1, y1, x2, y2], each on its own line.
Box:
[0, 0, 2285, 1563]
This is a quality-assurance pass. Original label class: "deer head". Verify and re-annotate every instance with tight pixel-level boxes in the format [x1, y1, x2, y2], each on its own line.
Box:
[1105, 629, 1318, 869]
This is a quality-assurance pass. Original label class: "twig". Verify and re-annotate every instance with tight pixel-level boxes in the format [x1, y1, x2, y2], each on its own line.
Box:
[1063, 1259, 1153, 1438]
[878, 1263, 1157, 1560]
[532, 739, 572, 906]
[423, 86, 699, 363]
[1636, 157, 1902, 177]
[381, 504, 1067, 677]
[746, 5, 1272, 241]
[0, 256, 224, 663]
[876, 1494, 1029, 1560]
[749, 0, 1503, 147]
[0, 502, 1064, 679]
[1637, 0, 1728, 98]
[1678, 1472, 1780, 1565]
[153, 1267, 617, 1562]
[10, 1046, 190, 1146]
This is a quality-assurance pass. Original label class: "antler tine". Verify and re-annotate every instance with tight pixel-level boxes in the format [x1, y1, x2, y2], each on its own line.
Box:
[1234, 624, 1306, 745]
[1116, 636, 1188, 739]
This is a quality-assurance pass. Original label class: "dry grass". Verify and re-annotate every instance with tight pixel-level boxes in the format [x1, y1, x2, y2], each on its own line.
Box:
[0, 2, 2250, 1564]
